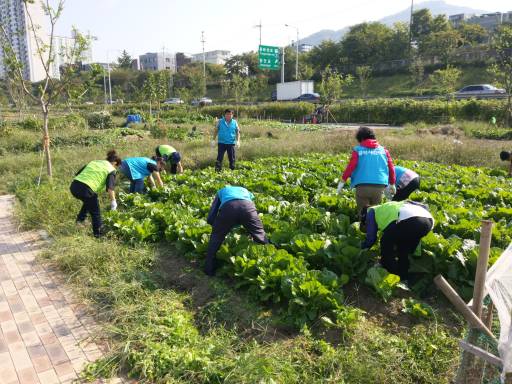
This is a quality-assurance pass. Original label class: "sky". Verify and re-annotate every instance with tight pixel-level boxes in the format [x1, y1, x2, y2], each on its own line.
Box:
[51, 0, 512, 62]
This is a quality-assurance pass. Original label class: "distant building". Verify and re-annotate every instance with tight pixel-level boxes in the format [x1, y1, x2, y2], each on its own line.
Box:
[298, 43, 313, 53]
[130, 58, 140, 71]
[0, 0, 48, 81]
[449, 11, 512, 31]
[50, 31, 93, 79]
[191, 50, 231, 65]
[139, 52, 176, 71]
[176, 52, 192, 69]
[448, 13, 474, 28]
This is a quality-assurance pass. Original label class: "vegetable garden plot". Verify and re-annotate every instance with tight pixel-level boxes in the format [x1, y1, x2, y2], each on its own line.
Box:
[105, 154, 512, 327]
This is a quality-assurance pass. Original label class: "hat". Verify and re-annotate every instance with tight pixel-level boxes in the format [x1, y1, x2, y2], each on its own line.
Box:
[169, 151, 181, 164]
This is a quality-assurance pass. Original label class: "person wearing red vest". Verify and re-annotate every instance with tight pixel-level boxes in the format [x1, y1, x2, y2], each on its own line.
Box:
[70, 150, 122, 237]
[338, 126, 396, 217]
[360, 201, 434, 280]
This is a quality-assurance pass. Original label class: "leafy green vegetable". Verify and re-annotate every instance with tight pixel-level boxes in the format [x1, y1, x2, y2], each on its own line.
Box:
[365, 267, 401, 302]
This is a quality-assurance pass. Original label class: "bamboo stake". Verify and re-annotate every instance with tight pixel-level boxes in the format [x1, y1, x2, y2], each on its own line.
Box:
[472, 220, 493, 318]
[458, 340, 502, 369]
[434, 275, 496, 341]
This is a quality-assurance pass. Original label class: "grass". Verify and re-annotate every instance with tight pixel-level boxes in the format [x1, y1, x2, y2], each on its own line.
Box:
[3, 114, 507, 383]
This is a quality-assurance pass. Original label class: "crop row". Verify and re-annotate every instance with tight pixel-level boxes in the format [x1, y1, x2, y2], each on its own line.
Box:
[105, 154, 511, 326]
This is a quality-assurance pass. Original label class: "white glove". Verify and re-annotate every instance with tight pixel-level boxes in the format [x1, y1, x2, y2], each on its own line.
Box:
[385, 185, 396, 199]
[336, 181, 345, 194]
[210, 140, 216, 148]
[236, 140, 241, 148]
[110, 200, 117, 211]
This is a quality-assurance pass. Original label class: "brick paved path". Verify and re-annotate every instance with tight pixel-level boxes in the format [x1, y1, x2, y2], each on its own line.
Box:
[0, 195, 119, 384]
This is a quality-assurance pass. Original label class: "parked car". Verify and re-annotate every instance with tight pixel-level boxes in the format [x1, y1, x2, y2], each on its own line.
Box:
[455, 84, 506, 97]
[163, 98, 184, 105]
[294, 93, 321, 102]
[191, 97, 213, 106]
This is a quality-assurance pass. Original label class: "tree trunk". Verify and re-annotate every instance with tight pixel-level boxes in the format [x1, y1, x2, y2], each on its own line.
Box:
[42, 109, 53, 179]
[149, 100, 152, 117]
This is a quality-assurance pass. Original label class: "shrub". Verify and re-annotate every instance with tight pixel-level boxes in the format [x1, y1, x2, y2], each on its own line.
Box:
[149, 123, 168, 139]
[18, 116, 42, 131]
[86, 111, 114, 129]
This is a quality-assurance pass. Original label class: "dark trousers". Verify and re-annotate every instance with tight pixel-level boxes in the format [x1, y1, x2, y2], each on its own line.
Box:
[70, 180, 102, 237]
[380, 216, 433, 280]
[120, 161, 146, 194]
[169, 163, 178, 174]
[393, 177, 420, 201]
[130, 179, 145, 193]
[215, 143, 236, 171]
[205, 200, 268, 276]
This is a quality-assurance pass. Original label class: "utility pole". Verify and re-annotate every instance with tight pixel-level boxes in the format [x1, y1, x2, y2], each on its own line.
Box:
[281, 47, 285, 83]
[106, 52, 112, 105]
[201, 31, 206, 78]
[285, 24, 299, 80]
[409, 0, 414, 53]
[254, 20, 262, 46]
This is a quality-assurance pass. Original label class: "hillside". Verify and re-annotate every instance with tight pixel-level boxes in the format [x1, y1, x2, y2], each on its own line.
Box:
[301, 0, 488, 45]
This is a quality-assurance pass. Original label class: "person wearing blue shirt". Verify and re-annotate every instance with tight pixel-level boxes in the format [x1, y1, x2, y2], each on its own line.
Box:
[391, 166, 420, 201]
[212, 109, 240, 171]
[119, 156, 165, 193]
[205, 186, 268, 276]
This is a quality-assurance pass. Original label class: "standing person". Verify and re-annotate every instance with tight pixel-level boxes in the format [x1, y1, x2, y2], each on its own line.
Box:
[205, 186, 268, 276]
[212, 109, 240, 171]
[360, 201, 434, 281]
[70, 150, 122, 238]
[500, 151, 512, 176]
[155, 144, 183, 174]
[119, 156, 165, 193]
[391, 166, 420, 201]
[338, 126, 396, 217]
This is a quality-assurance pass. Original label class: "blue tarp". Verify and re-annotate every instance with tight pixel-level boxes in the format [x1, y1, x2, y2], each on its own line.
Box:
[126, 114, 142, 125]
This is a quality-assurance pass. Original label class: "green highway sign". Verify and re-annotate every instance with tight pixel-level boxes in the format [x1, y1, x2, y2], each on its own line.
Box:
[258, 45, 280, 70]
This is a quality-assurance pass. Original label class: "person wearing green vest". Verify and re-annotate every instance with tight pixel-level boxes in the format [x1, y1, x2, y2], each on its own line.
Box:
[70, 150, 122, 237]
[360, 201, 434, 280]
[155, 144, 183, 174]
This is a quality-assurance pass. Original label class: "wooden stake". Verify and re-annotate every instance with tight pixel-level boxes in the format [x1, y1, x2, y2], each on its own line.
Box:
[434, 275, 496, 341]
[472, 220, 493, 318]
[458, 340, 502, 369]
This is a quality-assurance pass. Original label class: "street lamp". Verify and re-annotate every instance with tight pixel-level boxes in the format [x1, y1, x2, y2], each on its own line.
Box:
[285, 24, 299, 80]
[105, 49, 126, 105]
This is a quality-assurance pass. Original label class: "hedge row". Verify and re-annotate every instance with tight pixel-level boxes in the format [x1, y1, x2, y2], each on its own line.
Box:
[199, 99, 508, 125]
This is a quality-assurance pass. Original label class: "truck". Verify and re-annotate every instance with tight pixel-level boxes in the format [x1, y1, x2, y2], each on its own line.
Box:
[276, 80, 314, 101]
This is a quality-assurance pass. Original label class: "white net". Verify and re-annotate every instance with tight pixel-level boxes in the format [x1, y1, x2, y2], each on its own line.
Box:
[484, 242, 512, 378]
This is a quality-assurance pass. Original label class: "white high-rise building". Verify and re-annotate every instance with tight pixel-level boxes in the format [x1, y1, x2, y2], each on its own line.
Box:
[0, 0, 48, 82]
[191, 50, 231, 65]
[49, 31, 93, 79]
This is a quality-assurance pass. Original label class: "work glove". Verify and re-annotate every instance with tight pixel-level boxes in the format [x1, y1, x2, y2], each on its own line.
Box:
[110, 200, 117, 211]
[236, 140, 241, 148]
[210, 140, 216, 148]
[336, 181, 345, 194]
[385, 184, 396, 199]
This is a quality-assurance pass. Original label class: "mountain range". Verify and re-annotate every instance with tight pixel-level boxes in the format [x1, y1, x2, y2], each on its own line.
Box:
[300, 0, 489, 46]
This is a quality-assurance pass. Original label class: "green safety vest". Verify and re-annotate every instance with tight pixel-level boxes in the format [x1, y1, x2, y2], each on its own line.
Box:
[74, 160, 115, 193]
[158, 145, 176, 156]
[372, 201, 405, 230]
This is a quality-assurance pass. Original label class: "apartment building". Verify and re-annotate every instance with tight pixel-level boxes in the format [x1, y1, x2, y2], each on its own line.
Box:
[139, 52, 176, 71]
[191, 50, 231, 65]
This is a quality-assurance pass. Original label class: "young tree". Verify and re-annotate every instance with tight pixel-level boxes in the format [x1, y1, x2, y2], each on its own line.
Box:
[229, 74, 250, 114]
[117, 50, 132, 69]
[488, 25, 512, 126]
[355, 65, 372, 98]
[318, 66, 353, 106]
[429, 65, 461, 95]
[248, 76, 268, 102]
[409, 56, 426, 94]
[0, 0, 92, 178]
[142, 72, 157, 115]
[422, 29, 461, 67]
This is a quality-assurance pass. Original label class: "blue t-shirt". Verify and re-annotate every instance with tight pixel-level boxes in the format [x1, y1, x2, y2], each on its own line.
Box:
[218, 186, 254, 207]
[350, 145, 389, 187]
[217, 118, 238, 145]
[122, 157, 157, 180]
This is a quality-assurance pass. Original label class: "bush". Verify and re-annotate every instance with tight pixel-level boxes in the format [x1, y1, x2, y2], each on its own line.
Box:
[149, 122, 168, 139]
[195, 99, 508, 125]
[18, 116, 42, 131]
[49, 114, 87, 131]
[86, 111, 114, 129]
